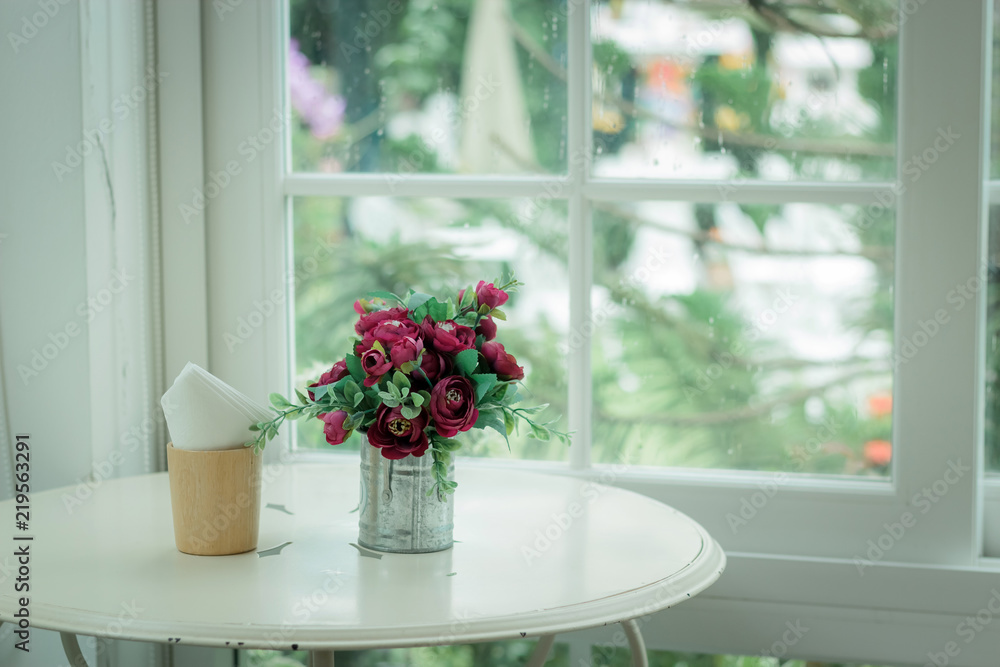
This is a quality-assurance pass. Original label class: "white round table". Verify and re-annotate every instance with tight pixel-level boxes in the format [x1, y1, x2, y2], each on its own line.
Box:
[0, 463, 725, 666]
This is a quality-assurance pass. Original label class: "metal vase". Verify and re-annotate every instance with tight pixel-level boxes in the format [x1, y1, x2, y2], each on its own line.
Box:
[358, 437, 455, 553]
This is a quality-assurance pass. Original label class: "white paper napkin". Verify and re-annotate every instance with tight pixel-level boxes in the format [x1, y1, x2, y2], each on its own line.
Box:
[161, 363, 272, 451]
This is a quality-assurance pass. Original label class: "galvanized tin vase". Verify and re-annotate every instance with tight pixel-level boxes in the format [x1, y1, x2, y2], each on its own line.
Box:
[357, 438, 455, 553]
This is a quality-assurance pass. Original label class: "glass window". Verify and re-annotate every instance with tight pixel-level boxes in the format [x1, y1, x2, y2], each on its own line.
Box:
[591, 201, 893, 474]
[591, 1, 897, 181]
[288, 0, 568, 174]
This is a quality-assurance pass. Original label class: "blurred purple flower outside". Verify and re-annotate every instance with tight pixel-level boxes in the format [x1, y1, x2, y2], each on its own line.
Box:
[289, 38, 346, 140]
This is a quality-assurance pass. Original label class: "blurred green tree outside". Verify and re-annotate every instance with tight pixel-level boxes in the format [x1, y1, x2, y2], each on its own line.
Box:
[285, 0, 909, 473]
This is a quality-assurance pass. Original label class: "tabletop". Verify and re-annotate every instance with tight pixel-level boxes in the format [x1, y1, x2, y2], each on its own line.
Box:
[0, 462, 725, 651]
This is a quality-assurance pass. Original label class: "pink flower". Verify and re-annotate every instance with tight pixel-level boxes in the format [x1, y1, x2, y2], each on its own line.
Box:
[429, 320, 476, 353]
[367, 405, 429, 459]
[481, 342, 524, 381]
[361, 348, 392, 387]
[320, 410, 352, 446]
[475, 281, 509, 310]
[308, 359, 349, 400]
[476, 316, 497, 341]
[430, 376, 479, 438]
[390, 336, 423, 370]
[355, 307, 409, 337]
[365, 318, 421, 349]
[419, 350, 451, 384]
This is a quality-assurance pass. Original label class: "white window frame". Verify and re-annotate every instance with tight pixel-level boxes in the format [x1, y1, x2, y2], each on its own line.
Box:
[160, 1, 1000, 664]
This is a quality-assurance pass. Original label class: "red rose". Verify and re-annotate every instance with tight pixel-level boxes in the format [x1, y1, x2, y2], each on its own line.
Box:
[355, 307, 409, 336]
[390, 336, 423, 370]
[320, 410, 352, 446]
[430, 376, 479, 438]
[367, 404, 430, 459]
[366, 317, 421, 349]
[419, 349, 451, 383]
[430, 320, 476, 353]
[481, 341, 524, 381]
[308, 359, 349, 400]
[475, 281, 509, 310]
[361, 348, 392, 387]
[476, 316, 497, 341]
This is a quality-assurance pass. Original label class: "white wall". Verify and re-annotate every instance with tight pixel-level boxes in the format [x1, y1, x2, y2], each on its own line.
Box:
[0, 1, 101, 664]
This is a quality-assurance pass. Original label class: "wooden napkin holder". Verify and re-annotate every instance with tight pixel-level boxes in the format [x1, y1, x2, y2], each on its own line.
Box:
[166, 442, 262, 556]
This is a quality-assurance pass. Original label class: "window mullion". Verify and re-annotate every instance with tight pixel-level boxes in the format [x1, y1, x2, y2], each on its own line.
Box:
[890, 0, 989, 565]
[567, 0, 593, 469]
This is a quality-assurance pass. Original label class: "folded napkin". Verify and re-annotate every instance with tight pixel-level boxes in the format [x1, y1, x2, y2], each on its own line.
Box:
[161, 362, 272, 451]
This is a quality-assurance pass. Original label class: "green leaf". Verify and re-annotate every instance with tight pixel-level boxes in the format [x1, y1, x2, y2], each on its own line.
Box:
[285, 410, 303, 421]
[249, 423, 261, 432]
[345, 354, 364, 383]
[530, 423, 552, 441]
[471, 373, 497, 402]
[428, 299, 450, 322]
[366, 290, 404, 304]
[435, 437, 463, 452]
[411, 393, 424, 407]
[455, 348, 479, 376]
[489, 308, 506, 321]
[392, 371, 411, 390]
[474, 410, 509, 446]
[295, 388, 309, 404]
[344, 379, 362, 401]
[517, 403, 549, 415]
[399, 360, 418, 374]
[407, 292, 434, 312]
[387, 381, 402, 400]
[269, 393, 291, 410]
[400, 405, 422, 420]
[352, 392, 364, 407]
[503, 410, 516, 436]
[309, 384, 329, 400]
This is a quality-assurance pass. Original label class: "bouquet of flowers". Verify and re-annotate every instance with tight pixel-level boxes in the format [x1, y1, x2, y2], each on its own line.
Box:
[247, 277, 569, 496]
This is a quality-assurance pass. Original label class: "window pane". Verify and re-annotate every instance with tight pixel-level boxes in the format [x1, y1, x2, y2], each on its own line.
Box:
[292, 196, 569, 461]
[591, 1, 897, 180]
[288, 0, 567, 174]
[591, 201, 894, 475]
[986, 205, 1000, 472]
[594, 647, 893, 667]
[245, 643, 569, 666]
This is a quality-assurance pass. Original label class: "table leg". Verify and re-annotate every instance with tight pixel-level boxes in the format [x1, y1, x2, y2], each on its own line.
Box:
[621, 619, 648, 667]
[60, 632, 91, 667]
[525, 634, 555, 667]
[310, 649, 335, 666]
